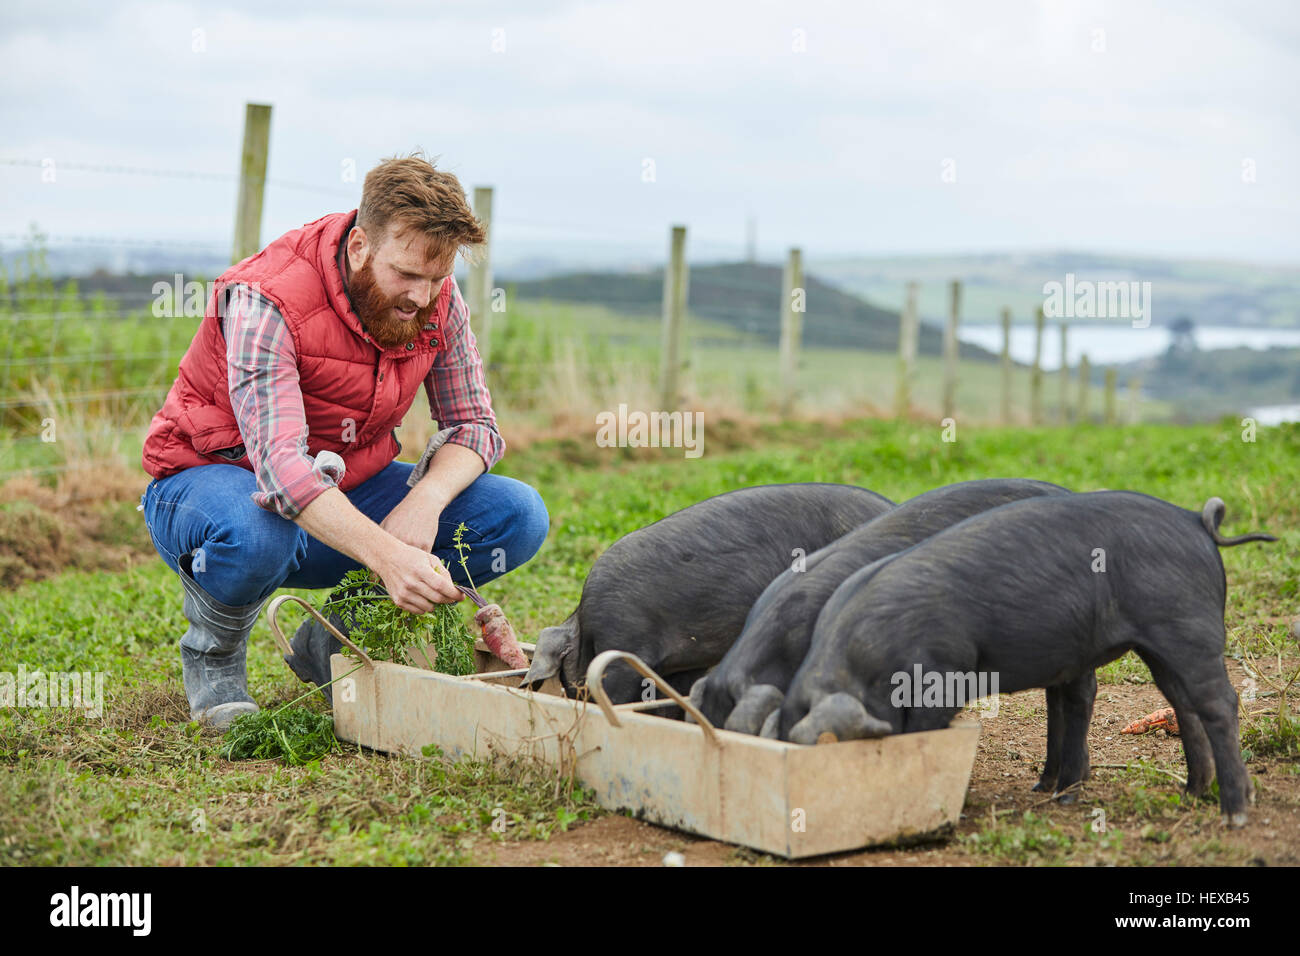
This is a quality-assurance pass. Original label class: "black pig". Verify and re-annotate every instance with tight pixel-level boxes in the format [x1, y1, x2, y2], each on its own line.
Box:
[692, 478, 1071, 734]
[776, 492, 1275, 826]
[522, 483, 893, 703]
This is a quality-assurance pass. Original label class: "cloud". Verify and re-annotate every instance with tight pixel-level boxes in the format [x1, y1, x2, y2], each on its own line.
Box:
[1, 0, 1297, 262]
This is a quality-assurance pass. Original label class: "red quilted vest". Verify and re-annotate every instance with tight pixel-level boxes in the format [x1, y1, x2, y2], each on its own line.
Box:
[141, 210, 449, 493]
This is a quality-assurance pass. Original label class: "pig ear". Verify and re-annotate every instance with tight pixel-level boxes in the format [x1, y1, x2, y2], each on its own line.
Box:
[684, 676, 707, 725]
[521, 616, 579, 690]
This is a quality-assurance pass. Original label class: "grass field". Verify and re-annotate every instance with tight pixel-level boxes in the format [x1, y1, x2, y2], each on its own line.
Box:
[1, 266, 1169, 482]
[2, 417, 1297, 865]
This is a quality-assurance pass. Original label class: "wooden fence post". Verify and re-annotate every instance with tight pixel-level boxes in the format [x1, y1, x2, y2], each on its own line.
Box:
[1077, 353, 1092, 423]
[1104, 368, 1117, 424]
[999, 307, 1012, 424]
[942, 280, 960, 421]
[231, 103, 272, 264]
[467, 186, 494, 365]
[1128, 376, 1142, 424]
[1058, 321, 1070, 423]
[659, 225, 688, 410]
[779, 248, 804, 415]
[895, 282, 919, 419]
[1030, 306, 1045, 425]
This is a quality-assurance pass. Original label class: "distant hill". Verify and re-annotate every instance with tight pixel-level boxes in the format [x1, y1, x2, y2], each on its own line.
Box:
[811, 251, 1300, 329]
[507, 262, 1001, 361]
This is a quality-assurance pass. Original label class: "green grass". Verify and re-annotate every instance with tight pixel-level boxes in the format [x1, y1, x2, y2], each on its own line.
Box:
[1, 267, 1175, 481]
[0, 417, 1296, 864]
[961, 810, 1124, 865]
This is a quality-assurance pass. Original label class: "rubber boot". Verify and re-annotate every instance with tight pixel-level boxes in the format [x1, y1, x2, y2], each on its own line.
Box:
[284, 609, 345, 705]
[283, 578, 375, 705]
[177, 555, 266, 730]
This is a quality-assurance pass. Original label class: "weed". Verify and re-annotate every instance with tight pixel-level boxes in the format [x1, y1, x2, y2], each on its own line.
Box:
[221, 706, 339, 765]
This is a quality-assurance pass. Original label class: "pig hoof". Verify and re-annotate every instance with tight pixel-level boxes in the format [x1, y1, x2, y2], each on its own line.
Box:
[1031, 779, 1053, 793]
[1223, 811, 1248, 828]
[759, 709, 781, 739]
[1054, 791, 1079, 806]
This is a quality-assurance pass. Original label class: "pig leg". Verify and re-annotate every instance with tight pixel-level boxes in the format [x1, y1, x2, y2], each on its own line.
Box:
[1033, 684, 1065, 793]
[592, 658, 654, 705]
[1198, 686, 1251, 824]
[1050, 671, 1097, 804]
[1138, 642, 1250, 825]
[1143, 659, 1215, 796]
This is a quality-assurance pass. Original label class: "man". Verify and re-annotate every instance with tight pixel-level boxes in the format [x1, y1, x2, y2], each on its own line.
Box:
[139, 154, 549, 729]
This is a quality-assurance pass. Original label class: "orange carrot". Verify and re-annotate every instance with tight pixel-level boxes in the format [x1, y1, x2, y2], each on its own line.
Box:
[1120, 707, 1180, 736]
[475, 603, 529, 669]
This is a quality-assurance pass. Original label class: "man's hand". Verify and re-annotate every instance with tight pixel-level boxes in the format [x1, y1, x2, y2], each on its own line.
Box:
[372, 543, 462, 614]
[293, 486, 462, 615]
[376, 477, 464, 612]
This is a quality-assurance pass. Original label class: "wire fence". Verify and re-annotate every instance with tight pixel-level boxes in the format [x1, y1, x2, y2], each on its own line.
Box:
[0, 149, 677, 484]
[2, 145, 1115, 487]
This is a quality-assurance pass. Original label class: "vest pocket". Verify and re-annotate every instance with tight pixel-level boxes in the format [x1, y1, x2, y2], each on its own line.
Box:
[176, 405, 248, 462]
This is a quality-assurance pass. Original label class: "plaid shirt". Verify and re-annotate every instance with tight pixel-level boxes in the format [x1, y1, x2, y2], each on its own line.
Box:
[223, 277, 504, 520]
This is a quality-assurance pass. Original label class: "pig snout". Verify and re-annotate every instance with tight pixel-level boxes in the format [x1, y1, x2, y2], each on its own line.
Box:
[723, 684, 785, 735]
[786, 692, 892, 745]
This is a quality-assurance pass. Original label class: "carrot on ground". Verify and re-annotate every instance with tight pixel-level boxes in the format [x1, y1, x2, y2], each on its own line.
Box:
[1120, 707, 1180, 736]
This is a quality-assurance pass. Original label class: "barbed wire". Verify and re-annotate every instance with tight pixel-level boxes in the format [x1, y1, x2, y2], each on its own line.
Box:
[0, 157, 357, 199]
[0, 313, 179, 322]
[2, 293, 208, 304]
[2, 351, 183, 368]
[0, 385, 169, 411]
[1, 425, 149, 448]
[1, 232, 228, 250]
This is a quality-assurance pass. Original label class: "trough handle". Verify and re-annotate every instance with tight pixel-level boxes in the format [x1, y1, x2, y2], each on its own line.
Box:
[266, 593, 375, 670]
[585, 650, 719, 746]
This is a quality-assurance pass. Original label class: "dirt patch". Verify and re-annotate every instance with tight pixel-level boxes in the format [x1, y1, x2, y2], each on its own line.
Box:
[0, 469, 155, 589]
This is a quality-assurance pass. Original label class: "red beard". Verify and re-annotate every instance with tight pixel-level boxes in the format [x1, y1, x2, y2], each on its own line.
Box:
[348, 257, 436, 349]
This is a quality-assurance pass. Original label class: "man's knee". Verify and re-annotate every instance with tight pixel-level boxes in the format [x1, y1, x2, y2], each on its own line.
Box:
[194, 513, 307, 606]
[468, 476, 549, 573]
[510, 481, 550, 563]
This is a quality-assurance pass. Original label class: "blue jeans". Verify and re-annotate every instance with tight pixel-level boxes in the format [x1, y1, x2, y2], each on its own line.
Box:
[139, 460, 549, 607]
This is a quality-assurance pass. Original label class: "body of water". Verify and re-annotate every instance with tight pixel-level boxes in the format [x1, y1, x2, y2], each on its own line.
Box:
[1246, 404, 1300, 426]
[958, 323, 1300, 371]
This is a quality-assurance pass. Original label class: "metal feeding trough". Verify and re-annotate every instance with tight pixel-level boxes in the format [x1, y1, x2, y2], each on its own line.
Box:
[268, 595, 981, 859]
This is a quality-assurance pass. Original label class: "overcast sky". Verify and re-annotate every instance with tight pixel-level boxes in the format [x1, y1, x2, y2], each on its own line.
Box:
[2, 0, 1298, 266]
